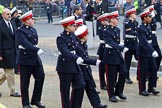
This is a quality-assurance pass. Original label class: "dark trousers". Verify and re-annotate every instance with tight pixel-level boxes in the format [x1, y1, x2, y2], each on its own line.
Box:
[47, 13, 53, 23]
[83, 78, 101, 106]
[99, 55, 106, 88]
[137, 56, 157, 92]
[105, 63, 127, 98]
[58, 72, 85, 108]
[125, 49, 137, 79]
[20, 65, 45, 106]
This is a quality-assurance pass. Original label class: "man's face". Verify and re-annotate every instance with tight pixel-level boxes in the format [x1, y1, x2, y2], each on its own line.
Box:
[2, 9, 11, 21]
[76, 7, 83, 16]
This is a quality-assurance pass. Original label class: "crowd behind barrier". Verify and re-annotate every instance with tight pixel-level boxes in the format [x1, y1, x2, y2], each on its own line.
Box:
[12, 2, 161, 19]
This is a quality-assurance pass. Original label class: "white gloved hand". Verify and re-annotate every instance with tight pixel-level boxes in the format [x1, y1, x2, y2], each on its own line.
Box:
[123, 47, 129, 53]
[37, 49, 44, 55]
[152, 51, 159, 58]
[76, 57, 84, 64]
[96, 59, 101, 66]
[119, 42, 124, 46]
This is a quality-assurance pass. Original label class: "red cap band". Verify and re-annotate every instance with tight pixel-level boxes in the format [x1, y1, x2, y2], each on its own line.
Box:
[98, 16, 107, 22]
[107, 14, 119, 19]
[21, 14, 33, 22]
[141, 12, 151, 18]
[62, 20, 75, 27]
[78, 29, 88, 39]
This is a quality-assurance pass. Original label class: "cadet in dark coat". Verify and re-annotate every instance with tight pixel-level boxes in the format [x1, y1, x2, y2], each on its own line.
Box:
[96, 13, 109, 90]
[16, 11, 45, 108]
[137, 9, 160, 96]
[123, 8, 138, 84]
[10, 7, 22, 28]
[0, 8, 20, 97]
[75, 25, 107, 108]
[103, 11, 128, 103]
[56, 16, 85, 108]
[146, 5, 162, 83]
[95, 0, 104, 35]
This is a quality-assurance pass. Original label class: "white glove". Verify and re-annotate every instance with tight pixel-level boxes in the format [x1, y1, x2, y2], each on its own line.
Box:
[123, 47, 129, 53]
[119, 42, 124, 46]
[152, 51, 159, 58]
[96, 59, 101, 66]
[37, 49, 44, 55]
[76, 57, 84, 64]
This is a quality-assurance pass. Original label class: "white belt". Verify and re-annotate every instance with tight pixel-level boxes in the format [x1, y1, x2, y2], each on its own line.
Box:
[152, 31, 156, 34]
[59, 50, 76, 55]
[79, 63, 87, 66]
[100, 40, 105, 43]
[125, 35, 136, 38]
[19, 45, 38, 49]
[105, 44, 112, 48]
[148, 40, 152, 44]
[18, 45, 25, 49]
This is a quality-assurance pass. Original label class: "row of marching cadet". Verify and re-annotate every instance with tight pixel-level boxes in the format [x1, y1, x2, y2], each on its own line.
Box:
[55, 4, 161, 108]
[0, 3, 161, 108]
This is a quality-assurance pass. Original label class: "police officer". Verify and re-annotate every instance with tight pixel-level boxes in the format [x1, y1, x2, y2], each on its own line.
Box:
[137, 9, 160, 96]
[75, 25, 107, 108]
[146, 5, 162, 79]
[124, 8, 138, 84]
[103, 11, 128, 103]
[15, 11, 45, 108]
[96, 13, 109, 90]
[56, 16, 85, 108]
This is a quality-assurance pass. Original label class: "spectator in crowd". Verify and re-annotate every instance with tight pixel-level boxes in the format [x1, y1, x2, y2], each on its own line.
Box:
[0, 4, 4, 21]
[123, 0, 133, 12]
[46, 0, 53, 23]
[0, 8, 20, 97]
[152, 0, 162, 28]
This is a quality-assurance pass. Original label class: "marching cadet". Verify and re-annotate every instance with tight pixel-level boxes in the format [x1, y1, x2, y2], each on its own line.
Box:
[15, 11, 45, 108]
[96, 13, 109, 90]
[103, 11, 128, 103]
[75, 18, 101, 94]
[56, 16, 85, 108]
[75, 25, 107, 108]
[10, 7, 22, 28]
[146, 5, 162, 79]
[137, 9, 160, 96]
[124, 7, 138, 84]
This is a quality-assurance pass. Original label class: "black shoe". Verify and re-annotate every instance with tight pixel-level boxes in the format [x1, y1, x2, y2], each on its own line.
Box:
[10, 92, 21, 97]
[109, 96, 118, 103]
[101, 86, 107, 90]
[23, 105, 33, 108]
[31, 102, 45, 108]
[0, 92, 1, 97]
[126, 78, 133, 84]
[93, 103, 107, 108]
[116, 93, 127, 100]
[148, 88, 160, 95]
[139, 91, 149, 96]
